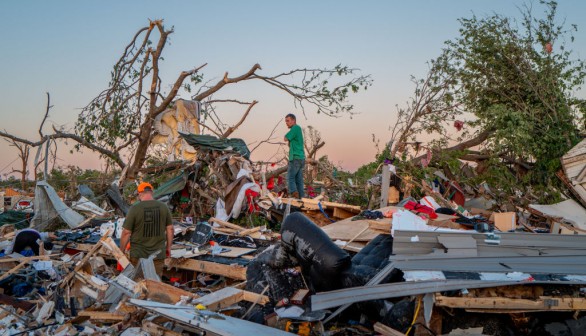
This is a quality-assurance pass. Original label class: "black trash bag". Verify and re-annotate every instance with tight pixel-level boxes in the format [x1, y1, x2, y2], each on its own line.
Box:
[280, 212, 351, 292]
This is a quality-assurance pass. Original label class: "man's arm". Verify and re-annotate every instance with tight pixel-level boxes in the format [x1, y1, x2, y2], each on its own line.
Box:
[166, 225, 174, 258]
[119, 229, 132, 253]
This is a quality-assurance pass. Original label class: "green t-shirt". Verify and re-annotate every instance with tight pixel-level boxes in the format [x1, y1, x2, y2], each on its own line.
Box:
[285, 124, 305, 160]
[123, 200, 172, 259]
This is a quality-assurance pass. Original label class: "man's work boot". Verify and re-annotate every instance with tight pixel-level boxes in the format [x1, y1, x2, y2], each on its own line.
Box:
[291, 191, 300, 199]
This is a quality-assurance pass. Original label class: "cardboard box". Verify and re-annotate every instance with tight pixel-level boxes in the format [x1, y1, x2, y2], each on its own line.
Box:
[493, 212, 516, 232]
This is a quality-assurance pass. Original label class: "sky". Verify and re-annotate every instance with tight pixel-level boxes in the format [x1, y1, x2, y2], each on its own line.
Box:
[1, 0, 586, 178]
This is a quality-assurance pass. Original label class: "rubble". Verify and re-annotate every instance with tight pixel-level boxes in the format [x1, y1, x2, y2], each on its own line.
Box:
[2, 134, 586, 336]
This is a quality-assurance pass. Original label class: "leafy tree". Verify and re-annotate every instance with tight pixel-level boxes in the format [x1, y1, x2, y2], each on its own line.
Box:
[389, 1, 586, 203]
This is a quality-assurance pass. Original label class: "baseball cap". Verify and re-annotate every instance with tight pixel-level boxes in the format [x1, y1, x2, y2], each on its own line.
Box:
[137, 182, 153, 193]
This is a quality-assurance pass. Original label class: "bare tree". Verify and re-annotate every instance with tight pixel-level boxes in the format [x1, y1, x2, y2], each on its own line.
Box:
[0, 20, 370, 188]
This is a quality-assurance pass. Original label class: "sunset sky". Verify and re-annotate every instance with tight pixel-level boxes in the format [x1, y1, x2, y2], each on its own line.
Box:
[1, 0, 585, 178]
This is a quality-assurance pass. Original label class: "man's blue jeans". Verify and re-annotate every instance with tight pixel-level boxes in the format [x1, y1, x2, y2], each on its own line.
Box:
[287, 159, 305, 198]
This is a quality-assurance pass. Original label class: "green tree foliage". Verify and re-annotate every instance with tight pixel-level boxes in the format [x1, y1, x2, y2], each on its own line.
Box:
[389, 1, 585, 203]
[444, 1, 585, 173]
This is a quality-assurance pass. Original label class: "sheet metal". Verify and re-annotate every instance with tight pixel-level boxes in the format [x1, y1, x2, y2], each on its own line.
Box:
[130, 299, 292, 335]
[31, 180, 85, 230]
[312, 280, 517, 311]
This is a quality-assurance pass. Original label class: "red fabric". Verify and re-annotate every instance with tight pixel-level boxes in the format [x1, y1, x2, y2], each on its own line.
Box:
[403, 201, 438, 219]
[245, 188, 260, 213]
[267, 177, 275, 190]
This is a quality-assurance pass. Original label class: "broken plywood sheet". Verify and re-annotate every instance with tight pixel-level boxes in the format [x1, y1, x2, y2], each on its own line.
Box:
[529, 199, 586, 231]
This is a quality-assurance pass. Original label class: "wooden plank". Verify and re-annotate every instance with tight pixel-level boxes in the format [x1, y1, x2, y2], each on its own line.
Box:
[368, 219, 392, 232]
[140, 279, 199, 304]
[374, 322, 407, 336]
[169, 259, 246, 280]
[196, 287, 244, 311]
[77, 310, 125, 321]
[435, 295, 586, 311]
[101, 236, 130, 269]
[60, 233, 110, 288]
[238, 226, 262, 236]
[213, 227, 238, 234]
[242, 290, 270, 306]
[209, 217, 245, 231]
[333, 207, 356, 219]
[0, 255, 50, 263]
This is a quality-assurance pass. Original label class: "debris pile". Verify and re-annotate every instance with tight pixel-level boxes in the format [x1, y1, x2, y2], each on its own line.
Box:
[1, 137, 586, 336]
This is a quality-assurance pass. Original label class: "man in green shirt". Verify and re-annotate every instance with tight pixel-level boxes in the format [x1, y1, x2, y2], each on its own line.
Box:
[284, 113, 305, 199]
[120, 182, 173, 277]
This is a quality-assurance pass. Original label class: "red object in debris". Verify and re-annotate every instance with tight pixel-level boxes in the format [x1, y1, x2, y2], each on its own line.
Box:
[403, 201, 438, 219]
[545, 42, 553, 54]
[454, 120, 464, 131]
[245, 188, 260, 213]
[267, 177, 275, 190]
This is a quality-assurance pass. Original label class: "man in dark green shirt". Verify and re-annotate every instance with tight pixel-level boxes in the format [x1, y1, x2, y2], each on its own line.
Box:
[284, 113, 305, 199]
[120, 182, 173, 277]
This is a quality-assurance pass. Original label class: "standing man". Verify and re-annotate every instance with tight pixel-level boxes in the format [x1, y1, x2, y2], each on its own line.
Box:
[120, 182, 173, 277]
[284, 113, 305, 199]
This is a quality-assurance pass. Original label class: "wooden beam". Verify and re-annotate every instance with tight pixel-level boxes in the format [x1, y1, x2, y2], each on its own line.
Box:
[140, 279, 199, 304]
[209, 217, 245, 231]
[195, 287, 270, 311]
[241, 290, 270, 306]
[374, 322, 407, 336]
[238, 226, 262, 236]
[435, 295, 586, 311]
[100, 237, 130, 269]
[78, 310, 125, 321]
[333, 207, 356, 219]
[168, 258, 246, 280]
[60, 233, 111, 288]
[196, 287, 244, 311]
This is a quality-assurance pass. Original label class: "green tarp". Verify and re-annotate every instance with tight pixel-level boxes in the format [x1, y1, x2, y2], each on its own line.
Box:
[154, 171, 189, 199]
[180, 133, 251, 159]
[0, 210, 31, 229]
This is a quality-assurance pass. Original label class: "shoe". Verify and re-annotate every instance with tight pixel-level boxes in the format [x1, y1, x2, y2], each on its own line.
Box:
[291, 191, 300, 199]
